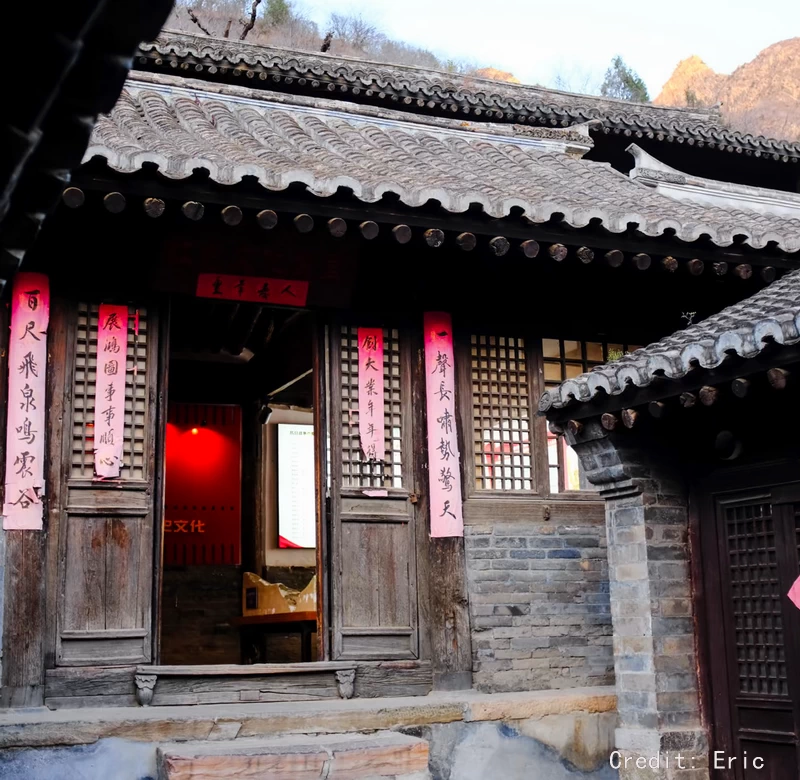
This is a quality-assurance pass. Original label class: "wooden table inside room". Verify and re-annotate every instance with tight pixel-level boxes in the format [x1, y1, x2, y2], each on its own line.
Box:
[230, 611, 318, 663]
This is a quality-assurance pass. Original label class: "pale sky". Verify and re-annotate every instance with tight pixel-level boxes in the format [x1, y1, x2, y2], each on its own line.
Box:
[301, 0, 799, 98]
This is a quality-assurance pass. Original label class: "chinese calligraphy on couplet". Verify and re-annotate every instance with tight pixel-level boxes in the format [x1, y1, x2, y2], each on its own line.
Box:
[3, 273, 49, 529]
[196, 273, 309, 307]
[424, 312, 463, 537]
[357, 327, 385, 462]
[93, 304, 129, 478]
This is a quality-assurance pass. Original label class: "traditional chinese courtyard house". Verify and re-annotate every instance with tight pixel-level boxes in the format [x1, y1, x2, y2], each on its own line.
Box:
[0, 29, 799, 780]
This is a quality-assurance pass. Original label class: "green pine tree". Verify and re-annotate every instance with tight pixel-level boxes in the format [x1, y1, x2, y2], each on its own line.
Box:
[264, 0, 291, 27]
[599, 56, 650, 103]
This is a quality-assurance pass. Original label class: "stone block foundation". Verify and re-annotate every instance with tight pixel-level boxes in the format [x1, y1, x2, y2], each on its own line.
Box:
[0, 687, 618, 780]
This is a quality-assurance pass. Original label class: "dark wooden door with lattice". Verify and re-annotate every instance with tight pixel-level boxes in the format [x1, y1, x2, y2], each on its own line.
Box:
[700, 474, 800, 779]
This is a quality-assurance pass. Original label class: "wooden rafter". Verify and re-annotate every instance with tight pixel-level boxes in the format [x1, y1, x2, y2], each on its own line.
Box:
[546, 343, 800, 425]
[67, 175, 798, 269]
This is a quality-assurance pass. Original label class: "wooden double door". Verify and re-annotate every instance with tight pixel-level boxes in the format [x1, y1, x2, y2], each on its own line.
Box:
[46, 306, 429, 669]
[699, 467, 800, 779]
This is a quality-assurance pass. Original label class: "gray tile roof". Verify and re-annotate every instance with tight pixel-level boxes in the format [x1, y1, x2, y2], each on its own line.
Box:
[137, 31, 800, 162]
[539, 268, 800, 413]
[86, 77, 800, 254]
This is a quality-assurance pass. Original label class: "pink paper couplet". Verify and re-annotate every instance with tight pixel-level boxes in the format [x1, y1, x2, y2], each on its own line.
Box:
[424, 312, 463, 537]
[196, 273, 309, 307]
[789, 575, 800, 610]
[94, 305, 129, 478]
[357, 327, 384, 462]
[3, 273, 50, 530]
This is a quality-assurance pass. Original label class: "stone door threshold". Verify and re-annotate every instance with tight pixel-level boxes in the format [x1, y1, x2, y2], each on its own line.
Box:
[44, 660, 435, 708]
[0, 686, 616, 750]
[133, 662, 359, 706]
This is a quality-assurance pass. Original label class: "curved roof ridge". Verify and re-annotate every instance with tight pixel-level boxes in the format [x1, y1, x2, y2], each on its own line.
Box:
[145, 29, 714, 116]
[134, 31, 800, 160]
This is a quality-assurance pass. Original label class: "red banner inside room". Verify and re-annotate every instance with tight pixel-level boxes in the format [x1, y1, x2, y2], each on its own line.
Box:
[164, 403, 242, 565]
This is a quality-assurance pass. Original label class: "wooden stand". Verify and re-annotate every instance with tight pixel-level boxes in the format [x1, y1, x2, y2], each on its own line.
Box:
[230, 611, 318, 663]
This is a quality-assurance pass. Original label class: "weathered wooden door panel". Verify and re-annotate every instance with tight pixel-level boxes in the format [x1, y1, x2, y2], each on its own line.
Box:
[59, 514, 149, 665]
[701, 475, 800, 780]
[339, 512, 416, 659]
[330, 325, 420, 661]
[54, 303, 159, 667]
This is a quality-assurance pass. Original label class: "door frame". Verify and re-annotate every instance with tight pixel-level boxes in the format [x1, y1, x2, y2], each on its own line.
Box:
[152, 305, 332, 663]
[151, 295, 170, 664]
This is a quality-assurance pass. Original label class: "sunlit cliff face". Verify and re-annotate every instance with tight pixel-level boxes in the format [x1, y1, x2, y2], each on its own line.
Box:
[472, 67, 521, 84]
[656, 39, 800, 143]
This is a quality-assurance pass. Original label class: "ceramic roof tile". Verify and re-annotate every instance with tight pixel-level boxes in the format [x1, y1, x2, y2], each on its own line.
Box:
[539, 268, 800, 413]
[85, 80, 800, 254]
[137, 31, 800, 161]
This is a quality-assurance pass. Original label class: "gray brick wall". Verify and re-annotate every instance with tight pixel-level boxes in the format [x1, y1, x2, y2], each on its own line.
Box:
[465, 516, 614, 693]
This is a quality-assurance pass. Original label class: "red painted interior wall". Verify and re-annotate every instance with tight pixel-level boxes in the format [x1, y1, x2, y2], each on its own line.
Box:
[164, 403, 242, 565]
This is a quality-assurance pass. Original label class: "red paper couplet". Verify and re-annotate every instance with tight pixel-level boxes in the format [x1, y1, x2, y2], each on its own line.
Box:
[424, 312, 463, 537]
[357, 327, 385, 462]
[196, 273, 309, 307]
[3, 273, 50, 529]
[94, 304, 129, 478]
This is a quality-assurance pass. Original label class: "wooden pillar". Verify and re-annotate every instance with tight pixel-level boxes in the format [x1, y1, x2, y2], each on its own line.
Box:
[413, 339, 472, 691]
[2, 297, 46, 707]
[1, 532, 46, 706]
[427, 537, 472, 690]
[313, 318, 329, 661]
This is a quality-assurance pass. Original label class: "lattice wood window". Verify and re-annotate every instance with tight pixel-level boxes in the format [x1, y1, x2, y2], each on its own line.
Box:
[542, 338, 642, 493]
[340, 326, 403, 489]
[71, 303, 149, 480]
[724, 501, 788, 696]
[470, 335, 533, 491]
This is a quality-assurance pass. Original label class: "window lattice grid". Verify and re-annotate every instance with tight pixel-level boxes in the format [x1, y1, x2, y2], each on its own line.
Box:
[470, 334, 532, 491]
[541, 338, 645, 385]
[340, 326, 403, 489]
[542, 338, 642, 493]
[725, 502, 788, 696]
[71, 304, 149, 480]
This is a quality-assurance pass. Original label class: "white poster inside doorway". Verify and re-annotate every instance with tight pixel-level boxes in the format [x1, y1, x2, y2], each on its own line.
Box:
[277, 423, 316, 548]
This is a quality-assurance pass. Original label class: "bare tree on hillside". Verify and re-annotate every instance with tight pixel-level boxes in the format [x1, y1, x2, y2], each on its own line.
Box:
[239, 0, 261, 39]
[550, 64, 602, 95]
[328, 13, 382, 53]
[165, 2, 507, 81]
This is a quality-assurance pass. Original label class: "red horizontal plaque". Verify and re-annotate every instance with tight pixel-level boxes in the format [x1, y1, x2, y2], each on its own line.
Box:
[196, 273, 309, 307]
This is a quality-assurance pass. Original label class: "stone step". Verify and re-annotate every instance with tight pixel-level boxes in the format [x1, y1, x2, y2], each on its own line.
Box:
[157, 730, 431, 780]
